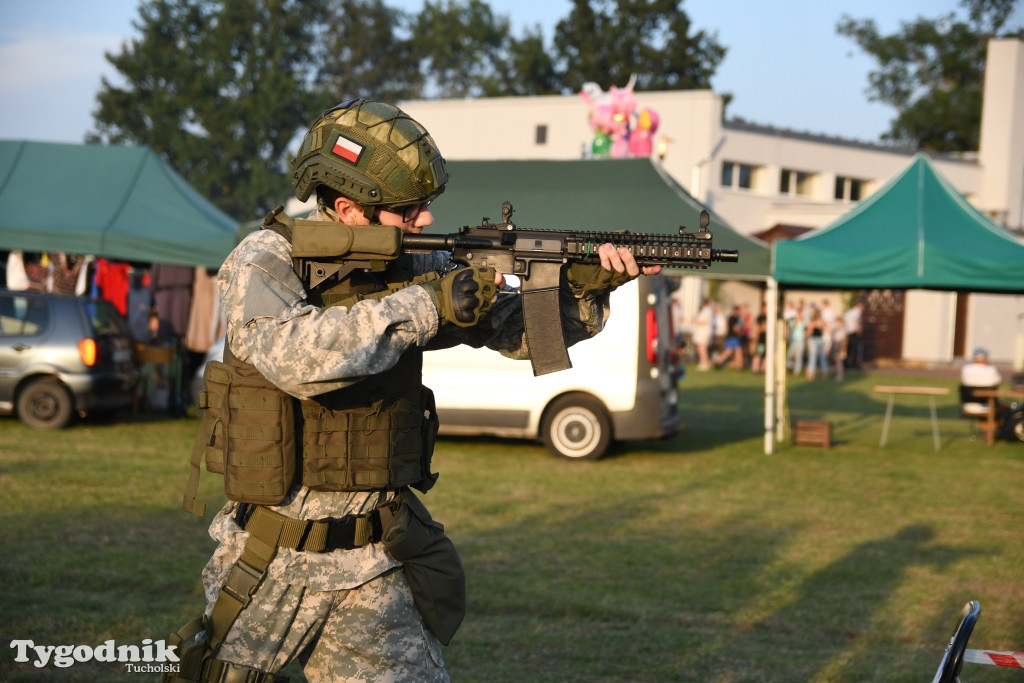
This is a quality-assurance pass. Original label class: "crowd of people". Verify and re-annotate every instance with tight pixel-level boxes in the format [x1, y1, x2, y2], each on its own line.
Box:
[685, 296, 865, 380]
[782, 298, 864, 381]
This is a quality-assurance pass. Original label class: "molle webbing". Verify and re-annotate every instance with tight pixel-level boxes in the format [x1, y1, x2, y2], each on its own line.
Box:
[182, 357, 297, 515]
[299, 389, 426, 491]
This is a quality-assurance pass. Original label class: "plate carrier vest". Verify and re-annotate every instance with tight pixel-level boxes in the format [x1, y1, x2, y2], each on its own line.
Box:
[182, 210, 439, 516]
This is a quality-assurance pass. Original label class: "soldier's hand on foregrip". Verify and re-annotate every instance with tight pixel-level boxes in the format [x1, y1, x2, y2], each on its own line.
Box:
[565, 261, 634, 296]
[423, 266, 497, 327]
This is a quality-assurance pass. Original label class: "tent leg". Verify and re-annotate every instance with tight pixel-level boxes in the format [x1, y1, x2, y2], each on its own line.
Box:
[880, 394, 895, 447]
[764, 277, 779, 454]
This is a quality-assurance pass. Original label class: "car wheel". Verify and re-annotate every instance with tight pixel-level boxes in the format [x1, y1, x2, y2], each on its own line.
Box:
[17, 378, 75, 429]
[541, 393, 612, 460]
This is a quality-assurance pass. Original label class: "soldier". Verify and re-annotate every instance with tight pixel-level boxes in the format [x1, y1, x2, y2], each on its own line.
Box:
[173, 99, 658, 683]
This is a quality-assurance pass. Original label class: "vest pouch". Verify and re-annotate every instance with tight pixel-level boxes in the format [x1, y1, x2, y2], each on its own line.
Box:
[382, 490, 466, 646]
[161, 616, 209, 683]
[415, 387, 440, 493]
[302, 387, 434, 493]
[201, 360, 296, 505]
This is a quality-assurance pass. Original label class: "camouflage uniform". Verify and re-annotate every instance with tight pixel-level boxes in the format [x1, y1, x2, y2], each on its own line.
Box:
[202, 207, 614, 680]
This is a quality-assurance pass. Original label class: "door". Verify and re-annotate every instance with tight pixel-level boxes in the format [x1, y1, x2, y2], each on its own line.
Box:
[861, 289, 904, 361]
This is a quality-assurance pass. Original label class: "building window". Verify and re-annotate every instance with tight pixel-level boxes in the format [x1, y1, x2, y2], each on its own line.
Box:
[780, 168, 814, 197]
[835, 176, 864, 202]
[721, 161, 758, 190]
[535, 124, 547, 145]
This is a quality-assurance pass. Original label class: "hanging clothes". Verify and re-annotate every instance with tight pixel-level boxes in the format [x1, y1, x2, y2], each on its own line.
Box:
[94, 259, 131, 316]
[151, 264, 194, 338]
[185, 267, 224, 354]
[5, 251, 29, 290]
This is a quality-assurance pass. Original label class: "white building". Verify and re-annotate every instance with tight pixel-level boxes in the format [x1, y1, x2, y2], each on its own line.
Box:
[401, 38, 1024, 368]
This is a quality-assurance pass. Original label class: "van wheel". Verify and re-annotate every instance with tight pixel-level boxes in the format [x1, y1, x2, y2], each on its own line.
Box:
[17, 378, 74, 429]
[541, 394, 612, 460]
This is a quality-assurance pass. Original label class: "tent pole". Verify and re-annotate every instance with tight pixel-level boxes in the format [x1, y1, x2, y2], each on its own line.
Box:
[764, 277, 779, 454]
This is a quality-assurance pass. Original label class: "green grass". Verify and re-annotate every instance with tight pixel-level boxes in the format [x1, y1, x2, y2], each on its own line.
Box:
[1, 368, 1022, 681]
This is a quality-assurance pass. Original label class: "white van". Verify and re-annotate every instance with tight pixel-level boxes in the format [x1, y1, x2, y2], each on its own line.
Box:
[423, 274, 682, 459]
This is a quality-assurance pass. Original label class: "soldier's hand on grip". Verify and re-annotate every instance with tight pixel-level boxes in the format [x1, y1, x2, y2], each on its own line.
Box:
[423, 266, 497, 327]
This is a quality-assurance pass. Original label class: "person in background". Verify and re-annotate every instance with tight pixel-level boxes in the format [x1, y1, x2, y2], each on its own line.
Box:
[804, 303, 828, 380]
[830, 314, 847, 381]
[715, 305, 745, 369]
[961, 346, 1007, 420]
[692, 298, 714, 371]
[788, 305, 807, 376]
[843, 301, 864, 369]
[750, 302, 767, 373]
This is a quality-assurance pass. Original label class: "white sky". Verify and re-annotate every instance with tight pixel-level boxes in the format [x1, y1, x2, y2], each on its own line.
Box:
[0, 0, 1020, 144]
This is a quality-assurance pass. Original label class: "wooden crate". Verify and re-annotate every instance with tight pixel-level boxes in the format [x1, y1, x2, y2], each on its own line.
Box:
[793, 419, 832, 448]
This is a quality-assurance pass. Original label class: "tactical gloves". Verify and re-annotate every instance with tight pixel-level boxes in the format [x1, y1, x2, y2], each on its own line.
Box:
[564, 262, 635, 296]
[423, 266, 497, 327]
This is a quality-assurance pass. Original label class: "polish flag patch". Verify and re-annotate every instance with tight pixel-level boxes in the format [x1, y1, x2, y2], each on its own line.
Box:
[331, 135, 363, 164]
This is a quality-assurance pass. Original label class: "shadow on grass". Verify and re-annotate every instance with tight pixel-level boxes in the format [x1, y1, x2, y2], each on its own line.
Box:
[446, 480, 991, 683]
[716, 524, 986, 681]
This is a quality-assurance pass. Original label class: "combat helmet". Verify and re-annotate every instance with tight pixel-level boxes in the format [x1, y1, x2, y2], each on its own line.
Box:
[291, 98, 448, 213]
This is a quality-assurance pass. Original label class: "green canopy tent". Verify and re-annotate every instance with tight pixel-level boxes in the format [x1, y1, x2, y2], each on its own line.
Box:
[429, 158, 770, 280]
[0, 140, 238, 269]
[774, 154, 1024, 292]
[769, 154, 1024, 455]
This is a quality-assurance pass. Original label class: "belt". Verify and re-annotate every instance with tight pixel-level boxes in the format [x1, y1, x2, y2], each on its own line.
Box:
[238, 496, 401, 553]
[208, 495, 403, 652]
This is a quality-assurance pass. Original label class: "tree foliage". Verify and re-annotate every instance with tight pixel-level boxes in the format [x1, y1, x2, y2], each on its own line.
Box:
[411, 0, 511, 98]
[317, 0, 422, 103]
[553, 0, 725, 92]
[90, 0, 325, 219]
[837, 0, 1024, 151]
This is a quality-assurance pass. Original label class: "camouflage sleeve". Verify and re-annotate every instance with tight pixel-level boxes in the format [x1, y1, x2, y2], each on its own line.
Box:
[219, 231, 439, 399]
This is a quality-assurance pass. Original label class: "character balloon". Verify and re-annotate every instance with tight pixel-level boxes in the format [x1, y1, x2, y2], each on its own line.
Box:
[628, 107, 660, 157]
[580, 74, 660, 159]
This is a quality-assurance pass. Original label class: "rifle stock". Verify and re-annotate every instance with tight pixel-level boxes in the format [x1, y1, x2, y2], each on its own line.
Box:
[292, 202, 739, 375]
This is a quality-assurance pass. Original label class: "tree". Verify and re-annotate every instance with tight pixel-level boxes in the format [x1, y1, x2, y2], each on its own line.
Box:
[552, 0, 726, 92]
[317, 0, 423, 103]
[492, 26, 562, 96]
[837, 0, 1024, 151]
[90, 0, 326, 219]
[411, 0, 511, 98]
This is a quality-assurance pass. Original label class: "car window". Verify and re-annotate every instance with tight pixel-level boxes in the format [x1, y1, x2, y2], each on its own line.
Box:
[0, 294, 49, 337]
[84, 299, 132, 337]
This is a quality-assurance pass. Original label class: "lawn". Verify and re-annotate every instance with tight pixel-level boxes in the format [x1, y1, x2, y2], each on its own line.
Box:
[0, 367, 1021, 681]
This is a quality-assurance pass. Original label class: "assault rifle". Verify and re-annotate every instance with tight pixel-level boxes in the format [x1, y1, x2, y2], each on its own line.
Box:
[289, 202, 739, 375]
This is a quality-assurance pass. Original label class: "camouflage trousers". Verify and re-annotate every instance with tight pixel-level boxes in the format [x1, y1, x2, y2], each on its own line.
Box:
[214, 568, 449, 682]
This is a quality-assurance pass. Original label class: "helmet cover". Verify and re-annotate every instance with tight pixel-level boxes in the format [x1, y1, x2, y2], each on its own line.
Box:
[291, 98, 448, 208]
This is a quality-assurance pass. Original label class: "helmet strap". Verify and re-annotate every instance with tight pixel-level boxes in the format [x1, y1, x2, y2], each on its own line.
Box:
[317, 199, 342, 223]
[363, 204, 382, 225]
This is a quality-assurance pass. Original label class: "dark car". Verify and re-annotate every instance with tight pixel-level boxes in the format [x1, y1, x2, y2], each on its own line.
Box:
[0, 289, 138, 428]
